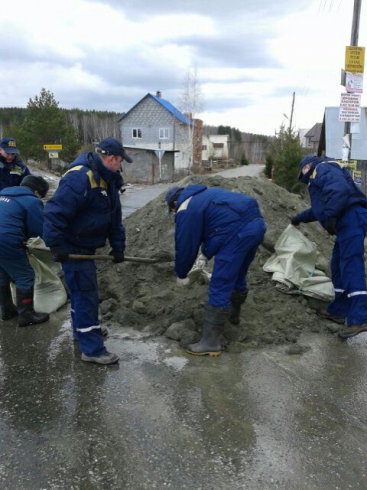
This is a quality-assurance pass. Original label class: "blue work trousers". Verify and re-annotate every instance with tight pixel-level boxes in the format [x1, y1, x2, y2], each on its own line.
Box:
[327, 206, 367, 326]
[62, 258, 106, 357]
[0, 241, 35, 290]
[208, 218, 266, 309]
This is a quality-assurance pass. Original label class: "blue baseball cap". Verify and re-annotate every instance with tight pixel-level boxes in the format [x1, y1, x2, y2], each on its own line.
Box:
[97, 138, 133, 163]
[0, 137, 19, 154]
[165, 186, 184, 213]
[298, 154, 317, 179]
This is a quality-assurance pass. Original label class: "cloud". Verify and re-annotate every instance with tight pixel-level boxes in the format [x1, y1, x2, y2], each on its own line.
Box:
[0, 0, 365, 136]
[90, 0, 310, 19]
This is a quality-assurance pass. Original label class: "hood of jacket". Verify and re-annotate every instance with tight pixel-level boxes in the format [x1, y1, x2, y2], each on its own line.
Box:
[299, 156, 335, 185]
[0, 186, 35, 198]
[176, 184, 207, 209]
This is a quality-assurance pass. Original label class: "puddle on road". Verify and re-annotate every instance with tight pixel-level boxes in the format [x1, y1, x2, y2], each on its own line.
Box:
[162, 356, 188, 372]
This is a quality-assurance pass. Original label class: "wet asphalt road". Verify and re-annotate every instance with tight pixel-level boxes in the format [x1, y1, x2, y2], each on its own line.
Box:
[2, 317, 367, 489]
[2, 164, 367, 489]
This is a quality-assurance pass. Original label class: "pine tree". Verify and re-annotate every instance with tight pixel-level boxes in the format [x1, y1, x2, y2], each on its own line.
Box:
[271, 124, 303, 192]
[19, 88, 79, 162]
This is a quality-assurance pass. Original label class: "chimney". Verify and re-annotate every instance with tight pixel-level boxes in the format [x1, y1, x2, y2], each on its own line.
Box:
[156, 91, 162, 98]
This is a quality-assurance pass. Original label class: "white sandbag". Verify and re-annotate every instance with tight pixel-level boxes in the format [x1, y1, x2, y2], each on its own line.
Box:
[26, 237, 67, 313]
[263, 225, 334, 301]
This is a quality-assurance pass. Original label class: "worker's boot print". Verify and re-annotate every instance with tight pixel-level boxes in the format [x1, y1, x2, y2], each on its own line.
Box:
[229, 288, 248, 325]
[186, 305, 229, 356]
[0, 283, 17, 321]
[16, 288, 49, 327]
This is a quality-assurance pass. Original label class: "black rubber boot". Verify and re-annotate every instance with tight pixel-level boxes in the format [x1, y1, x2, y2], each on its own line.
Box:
[16, 288, 50, 327]
[229, 289, 248, 325]
[0, 283, 17, 321]
[186, 305, 229, 356]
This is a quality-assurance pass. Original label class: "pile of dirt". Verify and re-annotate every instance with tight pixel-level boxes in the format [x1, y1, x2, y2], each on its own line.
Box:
[96, 174, 339, 351]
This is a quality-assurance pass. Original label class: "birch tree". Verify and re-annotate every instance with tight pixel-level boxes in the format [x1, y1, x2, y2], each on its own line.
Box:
[179, 67, 204, 167]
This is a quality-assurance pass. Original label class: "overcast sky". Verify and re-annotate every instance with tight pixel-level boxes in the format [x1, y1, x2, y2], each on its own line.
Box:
[0, 0, 366, 136]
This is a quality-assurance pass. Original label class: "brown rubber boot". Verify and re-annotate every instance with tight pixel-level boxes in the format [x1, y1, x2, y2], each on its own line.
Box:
[316, 309, 345, 325]
[338, 324, 367, 339]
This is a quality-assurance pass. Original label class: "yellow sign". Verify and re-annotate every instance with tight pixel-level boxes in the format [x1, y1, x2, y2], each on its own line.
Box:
[48, 152, 59, 159]
[43, 144, 63, 150]
[345, 46, 365, 74]
[337, 159, 357, 170]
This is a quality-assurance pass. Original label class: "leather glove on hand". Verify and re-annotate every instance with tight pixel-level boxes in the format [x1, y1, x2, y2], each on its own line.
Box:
[176, 277, 190, 287]
[109, 250, 125, 264]
[324, 217, 337, 236]
[291, 216, 301, 227]
[52, 251, 69, 263]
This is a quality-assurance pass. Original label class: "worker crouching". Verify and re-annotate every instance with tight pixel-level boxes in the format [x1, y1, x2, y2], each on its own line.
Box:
[0, 175, 50, 326]
[166, 184, 266, 356]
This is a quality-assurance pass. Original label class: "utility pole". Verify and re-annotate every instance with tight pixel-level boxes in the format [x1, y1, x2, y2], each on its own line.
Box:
[282, 92, 295, 134]
[342, 0, 362, 161]
[289, 92, 295, 134]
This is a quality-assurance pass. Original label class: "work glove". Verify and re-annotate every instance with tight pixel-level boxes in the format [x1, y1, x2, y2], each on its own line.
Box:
[109, 250, 125, 263]
[196, 253, 208, 269]
[52, 251, 69, 263]
[324, 217, 337, 236]
[176, 277, 190, 287]
[291, 216, 301, 226]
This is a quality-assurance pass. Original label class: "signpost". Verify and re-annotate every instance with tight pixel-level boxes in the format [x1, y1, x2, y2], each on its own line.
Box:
[43, 144, 62, 151]
[339, 1, 363, 163]
[154, 149, 165, 181]
[43, 144, 63, 169]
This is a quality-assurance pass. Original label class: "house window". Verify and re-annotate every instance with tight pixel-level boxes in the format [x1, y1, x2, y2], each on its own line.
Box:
[213, 143, 224, 148]
[132, 128, 142, 139]
[202, 145, 207, 150]
[159, 128, 169, 139]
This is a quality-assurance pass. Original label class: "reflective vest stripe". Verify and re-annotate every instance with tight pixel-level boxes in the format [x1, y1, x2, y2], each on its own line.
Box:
[348, 291, 367, 298]
[76, 325, 101, 333]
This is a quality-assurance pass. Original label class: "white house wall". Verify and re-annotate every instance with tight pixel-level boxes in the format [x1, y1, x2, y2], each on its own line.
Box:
[201, 134, 229, 161]
[324, 107, 367, 160]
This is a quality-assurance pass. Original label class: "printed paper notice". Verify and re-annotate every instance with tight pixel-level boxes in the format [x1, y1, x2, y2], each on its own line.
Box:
[346, 72, 364, 93]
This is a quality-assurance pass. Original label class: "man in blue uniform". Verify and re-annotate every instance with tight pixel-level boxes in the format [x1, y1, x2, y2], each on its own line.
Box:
[0, 137, 31, 191]
[43, 138, 132, 365]
[0, 175, 50, 326]
[166, 184, 266, 356]
[291, 155, 367, 339]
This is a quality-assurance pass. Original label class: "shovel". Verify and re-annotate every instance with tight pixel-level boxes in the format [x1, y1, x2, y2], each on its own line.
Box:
[68, 253, 172, 264]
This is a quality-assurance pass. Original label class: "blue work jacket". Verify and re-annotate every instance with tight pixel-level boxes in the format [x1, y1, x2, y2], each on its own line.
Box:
[43, 152, 125, 254]
[174, 184, 263, 278]
[0, 186, 44, 245]
[296, 158, 367, 231]
[0, 156, 31, 191]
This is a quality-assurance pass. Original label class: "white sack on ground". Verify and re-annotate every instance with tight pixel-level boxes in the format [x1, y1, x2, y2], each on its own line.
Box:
[263, 225, 334, 301]
[26, 237, 67, 313]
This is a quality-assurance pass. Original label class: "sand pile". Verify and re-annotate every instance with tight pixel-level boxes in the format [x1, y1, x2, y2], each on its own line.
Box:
[96, 174, 339, 351]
